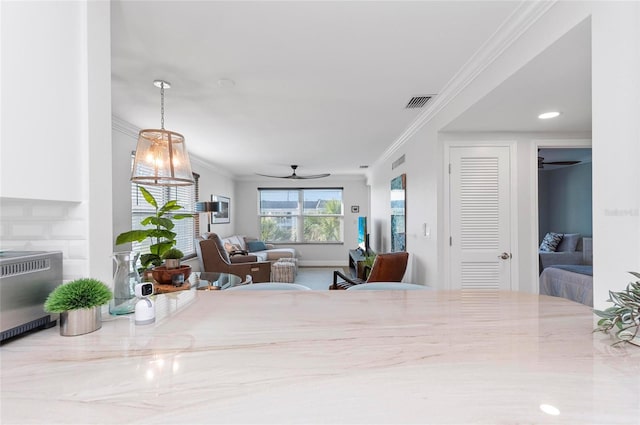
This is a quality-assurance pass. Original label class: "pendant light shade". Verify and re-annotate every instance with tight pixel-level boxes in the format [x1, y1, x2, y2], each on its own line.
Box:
[131, 80, 195, 186]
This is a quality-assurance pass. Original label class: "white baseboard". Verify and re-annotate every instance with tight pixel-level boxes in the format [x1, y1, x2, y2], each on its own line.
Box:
[298, 260, 348, 268]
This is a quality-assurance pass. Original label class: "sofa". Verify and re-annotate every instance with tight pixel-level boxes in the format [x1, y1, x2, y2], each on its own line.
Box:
[219, 234, 297, 262]
[539, 233, 593, 271]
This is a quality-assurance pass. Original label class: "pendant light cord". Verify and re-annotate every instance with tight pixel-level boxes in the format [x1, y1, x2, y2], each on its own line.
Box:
[160, 81, 165, 130]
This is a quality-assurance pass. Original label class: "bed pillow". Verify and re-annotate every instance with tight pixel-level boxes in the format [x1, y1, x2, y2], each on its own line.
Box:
[557, 233, 580, 252]
[540, 232, 563, 252]
[246, 240, 268, 252]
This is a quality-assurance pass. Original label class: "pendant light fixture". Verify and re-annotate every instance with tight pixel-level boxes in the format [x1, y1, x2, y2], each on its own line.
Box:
[131, 80, 195, 186]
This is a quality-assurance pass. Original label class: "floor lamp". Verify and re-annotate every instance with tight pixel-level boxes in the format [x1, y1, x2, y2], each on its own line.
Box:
[195, 201, 219, 233]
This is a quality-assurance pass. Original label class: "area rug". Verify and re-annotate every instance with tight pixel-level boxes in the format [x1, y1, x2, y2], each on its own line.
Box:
[294, 267, 344, 290]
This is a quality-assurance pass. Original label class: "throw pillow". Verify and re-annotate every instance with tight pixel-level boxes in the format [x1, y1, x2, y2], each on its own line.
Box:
[557, 233, 580, 252]
[246, 240, 267, 252]
[540, 232, 563, 252]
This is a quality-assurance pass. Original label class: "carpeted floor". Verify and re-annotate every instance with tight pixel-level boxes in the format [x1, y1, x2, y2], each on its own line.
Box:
[294, 267, 345, 290]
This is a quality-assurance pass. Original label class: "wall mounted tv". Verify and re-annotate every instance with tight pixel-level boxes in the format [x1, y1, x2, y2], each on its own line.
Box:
[357, 216, 370, 253]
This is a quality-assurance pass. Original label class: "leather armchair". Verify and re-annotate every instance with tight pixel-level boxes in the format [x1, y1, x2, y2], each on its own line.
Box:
[330, 252, 409, 290]
[196, 233, 271, 283]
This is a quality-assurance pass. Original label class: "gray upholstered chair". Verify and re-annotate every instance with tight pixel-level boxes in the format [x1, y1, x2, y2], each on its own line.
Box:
[195, 233, 271, 283]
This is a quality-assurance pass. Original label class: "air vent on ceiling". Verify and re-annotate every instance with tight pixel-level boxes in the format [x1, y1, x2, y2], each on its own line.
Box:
[405, 95, 433, 109]
[392, 154, 406, 170]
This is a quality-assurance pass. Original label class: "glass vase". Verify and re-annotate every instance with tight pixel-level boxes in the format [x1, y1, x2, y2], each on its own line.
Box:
[110, 251, 140, 315]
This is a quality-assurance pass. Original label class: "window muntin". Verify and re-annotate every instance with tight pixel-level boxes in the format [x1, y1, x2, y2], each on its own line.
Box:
[259, 188, 343, 243]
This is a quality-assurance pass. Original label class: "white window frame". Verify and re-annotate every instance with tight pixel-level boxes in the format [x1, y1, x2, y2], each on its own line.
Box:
[258, 188, 344, 244]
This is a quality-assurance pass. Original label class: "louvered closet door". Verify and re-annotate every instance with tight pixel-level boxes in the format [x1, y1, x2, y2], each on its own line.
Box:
[450, 146, 511, 290]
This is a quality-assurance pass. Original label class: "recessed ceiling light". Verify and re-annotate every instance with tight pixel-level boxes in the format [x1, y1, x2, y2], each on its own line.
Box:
[538, 111, 561, 119]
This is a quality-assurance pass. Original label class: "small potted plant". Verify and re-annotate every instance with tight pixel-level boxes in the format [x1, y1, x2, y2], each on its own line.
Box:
[162, 248, 184, 269]
[44, 278, 113, 336]
[594, 271, 640, 346]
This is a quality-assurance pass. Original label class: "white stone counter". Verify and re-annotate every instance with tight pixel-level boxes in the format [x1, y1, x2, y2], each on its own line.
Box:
[1, 289, 638, 424]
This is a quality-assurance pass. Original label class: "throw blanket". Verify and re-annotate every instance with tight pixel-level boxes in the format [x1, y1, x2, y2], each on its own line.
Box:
[548, 264, 593, 276]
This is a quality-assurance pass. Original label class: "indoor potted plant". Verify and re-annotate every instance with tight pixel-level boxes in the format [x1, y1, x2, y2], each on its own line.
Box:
[593, 271, 640, 346]
[162, 248, 184, 269]
[115, 186, 192, 276]
[44, 278, 113, 336]
[151, 247, 191, 286]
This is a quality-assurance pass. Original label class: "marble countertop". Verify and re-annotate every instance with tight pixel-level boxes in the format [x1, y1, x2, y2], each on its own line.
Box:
[1, 289, 639, 424]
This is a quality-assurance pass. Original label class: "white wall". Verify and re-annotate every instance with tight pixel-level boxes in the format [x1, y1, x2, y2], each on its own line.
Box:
[1, 1, 112, 284]
[367, 1, 640, 306]
[235, 176, 369, 267]
[591, 1, 640, 309]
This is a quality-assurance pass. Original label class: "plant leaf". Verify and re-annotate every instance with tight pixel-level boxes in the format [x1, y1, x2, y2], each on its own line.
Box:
[142, 216, 175, 230]
[115, 230, 150, 245]
[139, 186, 157, 209]
[172, 213, 193, 220]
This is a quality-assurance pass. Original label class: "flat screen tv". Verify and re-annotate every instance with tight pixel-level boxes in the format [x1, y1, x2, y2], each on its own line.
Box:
[357, 216, 369, 253]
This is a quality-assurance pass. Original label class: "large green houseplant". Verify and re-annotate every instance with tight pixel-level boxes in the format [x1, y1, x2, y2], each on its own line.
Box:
[116, 187, 192, 271]
[593, 271, 640, 345]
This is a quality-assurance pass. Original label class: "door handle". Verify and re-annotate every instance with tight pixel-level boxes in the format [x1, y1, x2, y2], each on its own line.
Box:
[498, 252, 512, 260]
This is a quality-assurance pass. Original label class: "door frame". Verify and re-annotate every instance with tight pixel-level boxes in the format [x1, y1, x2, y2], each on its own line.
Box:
[444, 140, 519, 291]
[530, 139, 592, 293]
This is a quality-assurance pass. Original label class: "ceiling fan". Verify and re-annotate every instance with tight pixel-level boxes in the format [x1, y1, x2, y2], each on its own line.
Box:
[257, 165, 331, 179]
[538, 151, 581, 169]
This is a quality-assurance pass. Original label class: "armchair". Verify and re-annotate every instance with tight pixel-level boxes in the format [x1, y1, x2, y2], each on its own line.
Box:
[330, 252, 409, 290]
[196, 233, 271, 283]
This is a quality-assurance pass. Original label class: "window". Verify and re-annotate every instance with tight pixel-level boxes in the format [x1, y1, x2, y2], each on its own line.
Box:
[130, 154, 199, 258]
[259, 188, 343, 243]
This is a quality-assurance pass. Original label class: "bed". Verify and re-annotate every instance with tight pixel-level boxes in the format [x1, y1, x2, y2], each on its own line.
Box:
[539, 265, 593, 307]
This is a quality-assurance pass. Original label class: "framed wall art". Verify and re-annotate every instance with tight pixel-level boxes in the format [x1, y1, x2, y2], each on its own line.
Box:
[211, 195, 230, 224]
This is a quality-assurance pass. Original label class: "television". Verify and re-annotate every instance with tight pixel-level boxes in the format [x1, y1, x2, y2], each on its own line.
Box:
[357, 216, 369, 253]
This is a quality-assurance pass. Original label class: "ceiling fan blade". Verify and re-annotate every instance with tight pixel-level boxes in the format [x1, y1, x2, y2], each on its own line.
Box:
[291, 173, 331, 179]
[255, 173, 293, 179]
[256, 165, 330, 179]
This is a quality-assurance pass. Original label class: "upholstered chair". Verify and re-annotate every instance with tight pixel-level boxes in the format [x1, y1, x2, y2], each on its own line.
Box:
[330, 252, 409, 290]
[196, 233, 271, 283]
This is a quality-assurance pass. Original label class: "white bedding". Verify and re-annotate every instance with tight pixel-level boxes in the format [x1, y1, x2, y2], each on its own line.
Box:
[539, 266, 593, 307]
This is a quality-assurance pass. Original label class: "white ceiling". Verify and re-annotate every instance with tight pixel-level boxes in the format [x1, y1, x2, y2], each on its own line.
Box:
[444, 17, 592, 133]
[110, 1, 591, 179]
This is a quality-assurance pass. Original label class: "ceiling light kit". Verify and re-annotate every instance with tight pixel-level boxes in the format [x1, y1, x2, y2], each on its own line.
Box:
[131, 80, 195, 186]
[257, 165, 330, 180]
[538, 111, 561, 119]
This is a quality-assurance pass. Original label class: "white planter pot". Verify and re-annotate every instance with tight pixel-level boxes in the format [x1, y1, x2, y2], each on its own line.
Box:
[59, 307, 102, 336]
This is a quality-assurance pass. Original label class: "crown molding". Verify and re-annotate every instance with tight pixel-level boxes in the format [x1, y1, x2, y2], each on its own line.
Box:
[189, 154, 236, 179]
[376, 0, 557, 166]
[111, 115, 139, 139]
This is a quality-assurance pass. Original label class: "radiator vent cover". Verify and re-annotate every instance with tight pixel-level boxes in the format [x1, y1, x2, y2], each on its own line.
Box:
[405, 95, 434, 109]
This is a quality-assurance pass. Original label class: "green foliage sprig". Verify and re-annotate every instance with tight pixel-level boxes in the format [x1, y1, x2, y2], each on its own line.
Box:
[44, 278, 112, 313]
[162, 248, 184, 260]
[593, 271, 640, 345]
[115, 186, 192, 270]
